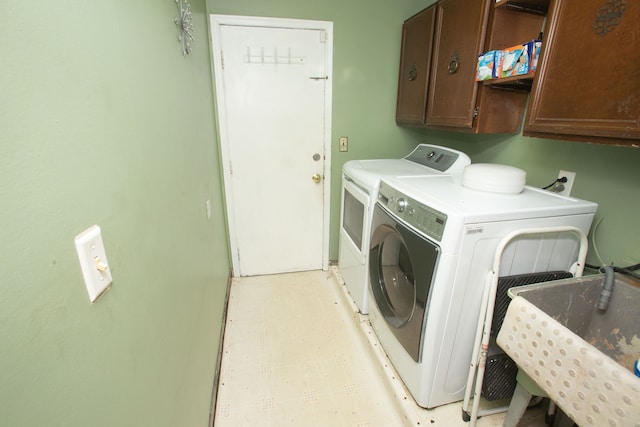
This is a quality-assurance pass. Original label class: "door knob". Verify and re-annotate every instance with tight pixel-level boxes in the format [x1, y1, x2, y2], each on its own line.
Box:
[312, 173, 322, 184]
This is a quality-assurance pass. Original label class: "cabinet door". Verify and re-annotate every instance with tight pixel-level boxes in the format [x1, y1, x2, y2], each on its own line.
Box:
[524, 0, 640, 144]
[395, 6, 437, 125]
[426, 0, 490, 129]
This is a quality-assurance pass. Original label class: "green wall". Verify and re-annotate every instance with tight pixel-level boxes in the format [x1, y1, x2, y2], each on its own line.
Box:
[1, 1, 229, 426]
[421, 130, 640, 268]
[209, 0, 639, 269]
[3, 0, 638, 425]
[207, 0, 433, 259]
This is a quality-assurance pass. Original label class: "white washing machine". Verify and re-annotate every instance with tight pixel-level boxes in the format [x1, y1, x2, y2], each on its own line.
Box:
[367, 166, 598, 408]
[338, 144, 470, 314]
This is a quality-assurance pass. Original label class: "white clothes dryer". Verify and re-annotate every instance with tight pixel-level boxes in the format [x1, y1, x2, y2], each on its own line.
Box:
[338, 144, 470, 314]
[367, 170, 597, 408]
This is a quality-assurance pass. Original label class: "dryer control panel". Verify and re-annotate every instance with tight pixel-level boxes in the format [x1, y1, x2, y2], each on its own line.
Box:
[377, 181, 447, 241]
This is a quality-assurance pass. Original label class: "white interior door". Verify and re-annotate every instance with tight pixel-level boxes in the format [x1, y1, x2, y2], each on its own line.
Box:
[210, 15, 333, 277]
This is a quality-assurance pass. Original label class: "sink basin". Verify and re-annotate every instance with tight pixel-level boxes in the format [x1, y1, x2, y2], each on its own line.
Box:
[497, 272, 640, 426]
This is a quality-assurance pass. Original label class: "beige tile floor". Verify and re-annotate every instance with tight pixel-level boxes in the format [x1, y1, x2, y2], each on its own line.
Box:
[214, 269, 546, 426]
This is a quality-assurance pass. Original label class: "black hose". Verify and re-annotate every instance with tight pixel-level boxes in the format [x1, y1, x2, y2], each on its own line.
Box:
[615, 267, 640, 280]
[542, 176, 568, 190]
[586, 262, 640, 279]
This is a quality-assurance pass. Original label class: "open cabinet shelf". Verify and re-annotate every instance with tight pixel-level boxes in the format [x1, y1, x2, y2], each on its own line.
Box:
[494, 0, 549, 14]
[483, 74, 534, 91]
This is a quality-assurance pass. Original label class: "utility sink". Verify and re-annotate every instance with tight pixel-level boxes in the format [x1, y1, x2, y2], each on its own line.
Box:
[497, 272, 640, 426]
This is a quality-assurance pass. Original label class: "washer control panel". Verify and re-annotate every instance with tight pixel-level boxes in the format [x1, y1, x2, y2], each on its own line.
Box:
[378, 182, 447, 241]
[404, 144, 470, 173]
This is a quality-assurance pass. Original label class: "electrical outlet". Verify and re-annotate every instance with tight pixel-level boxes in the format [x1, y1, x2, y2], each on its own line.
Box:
[554, 170, 576, 196]
[339, 136, 348, 152]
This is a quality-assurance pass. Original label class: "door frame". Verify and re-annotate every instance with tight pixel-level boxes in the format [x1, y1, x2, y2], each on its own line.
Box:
[209, 14, 333, 276]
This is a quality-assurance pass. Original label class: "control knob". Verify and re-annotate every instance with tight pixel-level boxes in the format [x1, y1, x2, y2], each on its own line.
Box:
[397, 198, 408, 213]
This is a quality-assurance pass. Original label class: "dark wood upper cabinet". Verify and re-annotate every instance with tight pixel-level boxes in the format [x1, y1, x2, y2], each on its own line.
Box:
[425, 0, 489, 129]
[396, 0, 639, 144]
[524, 0, 640, 145]
[396, 0, 544, 133]
[395, 5, 437, 126]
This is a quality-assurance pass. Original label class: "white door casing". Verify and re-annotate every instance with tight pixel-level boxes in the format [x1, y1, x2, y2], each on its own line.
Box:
[210, 15, 333, 276]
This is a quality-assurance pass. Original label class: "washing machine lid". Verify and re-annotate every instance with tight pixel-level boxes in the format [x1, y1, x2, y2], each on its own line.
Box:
[343, 144, 471, 190]
[382, 174, 598, 223]
[344, 159, 437, 190]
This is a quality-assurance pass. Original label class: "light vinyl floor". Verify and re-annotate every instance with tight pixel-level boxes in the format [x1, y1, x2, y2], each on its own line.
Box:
[214, 269, 545, 426]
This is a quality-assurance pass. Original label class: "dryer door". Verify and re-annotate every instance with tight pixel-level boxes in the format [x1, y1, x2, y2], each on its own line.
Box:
[369, 203, 440, 362]
[341, 176, 369, 255]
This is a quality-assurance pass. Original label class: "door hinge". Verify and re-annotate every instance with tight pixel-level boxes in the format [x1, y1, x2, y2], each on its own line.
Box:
[319, 30, 327, 43]
[473, 106, 479, 119]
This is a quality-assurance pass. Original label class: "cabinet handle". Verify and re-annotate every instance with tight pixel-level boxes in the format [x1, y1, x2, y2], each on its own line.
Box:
[448, 59, 459, 74]
[448, 50, 460, 74]
[408, 63, 417, 81]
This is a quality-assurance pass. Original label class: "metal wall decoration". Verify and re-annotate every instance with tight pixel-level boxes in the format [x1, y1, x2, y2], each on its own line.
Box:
[174, 0, 194, 55]
[593, 0, 626, 37]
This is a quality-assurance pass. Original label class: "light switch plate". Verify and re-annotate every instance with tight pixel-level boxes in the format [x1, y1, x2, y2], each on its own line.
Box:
[74, 225, 112, 302]
[339, 136, 348, 152]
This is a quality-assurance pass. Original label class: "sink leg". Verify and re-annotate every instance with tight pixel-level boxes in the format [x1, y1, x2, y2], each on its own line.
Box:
[503, 382, 531, 427]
